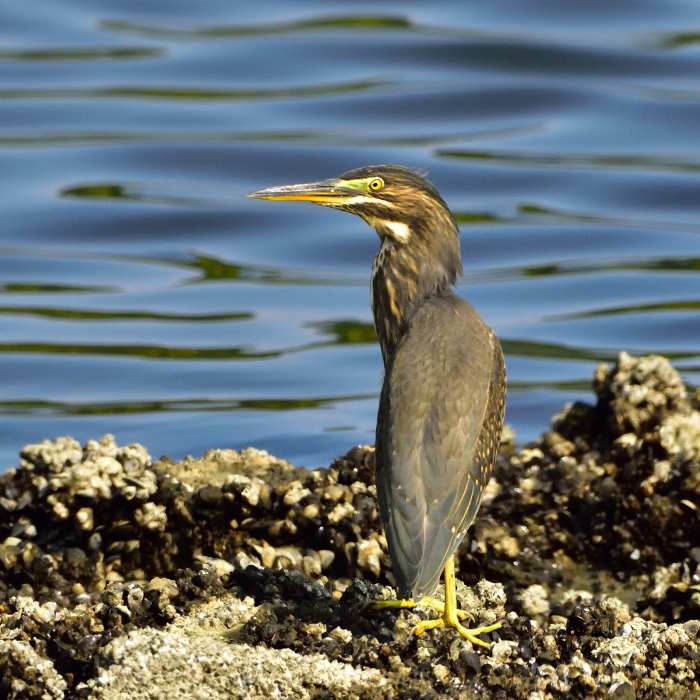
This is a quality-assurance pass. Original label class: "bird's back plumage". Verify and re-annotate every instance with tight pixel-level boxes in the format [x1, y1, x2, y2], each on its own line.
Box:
[375, 291, 505, 599]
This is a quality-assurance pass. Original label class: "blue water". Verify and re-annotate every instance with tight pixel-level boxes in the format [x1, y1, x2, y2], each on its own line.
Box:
[1, 1, 700, 470]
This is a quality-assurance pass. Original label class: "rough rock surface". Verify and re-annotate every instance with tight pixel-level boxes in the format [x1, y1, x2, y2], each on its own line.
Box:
[90, 627, 386, 700]
[1, 352, 699, 699]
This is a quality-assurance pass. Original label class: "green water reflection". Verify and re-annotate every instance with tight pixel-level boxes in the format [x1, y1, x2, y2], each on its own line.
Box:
[548, 299, 700, 321]
[61, 183, 222, 208]
[0, 380, 602, 419]
[100, 15, 413, 40]
[0, 394, 376, 417]
[0, 330, 694, 364]
[0, 125, 537, 149]
[0, 283, 118, 294]
[0, 80, 385, 102]
[0, 47, 164, 61]
[439, 148, 700, 175]
[0, 307, 252, 322]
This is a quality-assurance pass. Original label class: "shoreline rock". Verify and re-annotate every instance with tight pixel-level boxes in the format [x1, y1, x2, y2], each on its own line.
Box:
[2, 352, 700, 699]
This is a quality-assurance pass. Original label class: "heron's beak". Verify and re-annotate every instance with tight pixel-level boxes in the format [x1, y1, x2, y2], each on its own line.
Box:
[247, 178, 355, 204]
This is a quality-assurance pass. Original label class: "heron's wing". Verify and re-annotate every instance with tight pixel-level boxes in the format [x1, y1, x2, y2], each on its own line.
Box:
[375, 294, 505, 599]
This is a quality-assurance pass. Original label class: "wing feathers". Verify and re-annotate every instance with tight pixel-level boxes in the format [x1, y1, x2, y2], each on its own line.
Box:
[375, 294, 505, 599]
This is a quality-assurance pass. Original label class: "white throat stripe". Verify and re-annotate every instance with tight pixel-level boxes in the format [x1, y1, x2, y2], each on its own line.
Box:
[367, 219, 411, 242]
[385, 221, 411, 241]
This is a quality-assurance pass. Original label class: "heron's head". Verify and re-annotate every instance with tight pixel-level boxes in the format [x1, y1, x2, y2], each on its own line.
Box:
[248, 165, 461, 260]
[250, 165, 464, 358]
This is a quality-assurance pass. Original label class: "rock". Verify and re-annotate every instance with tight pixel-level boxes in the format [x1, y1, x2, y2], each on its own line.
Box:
[356, 538, 382, 577]
[89, 627, 385, 700]
[519, 584, 551, 617]
[281, 480, 311, 506]
[591, 636, 642, 668]
[1, 355, 700, 699]
[194, 555, 235, 577]
[490, 639, 519, 665]
[0, 639, 67, 699]
[593, 351, 690, 437]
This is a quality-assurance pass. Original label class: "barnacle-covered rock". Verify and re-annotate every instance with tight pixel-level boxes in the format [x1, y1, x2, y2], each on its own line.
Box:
[1, 355, 700, 699]
[594, 351, 690, 437]
[0, 639, 67, 699]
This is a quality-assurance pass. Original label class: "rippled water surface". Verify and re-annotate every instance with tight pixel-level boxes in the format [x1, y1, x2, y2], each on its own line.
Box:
[2, 1, 700, 470]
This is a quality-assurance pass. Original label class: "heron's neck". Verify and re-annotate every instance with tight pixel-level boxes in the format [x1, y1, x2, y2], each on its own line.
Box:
[371, 236, 460, 364]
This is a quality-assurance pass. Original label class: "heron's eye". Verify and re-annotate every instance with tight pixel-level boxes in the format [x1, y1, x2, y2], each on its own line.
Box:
[368, 177, 384, 192]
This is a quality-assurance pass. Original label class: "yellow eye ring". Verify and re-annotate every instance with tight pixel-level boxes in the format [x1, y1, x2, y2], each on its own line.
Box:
[368, 177, 384, 192]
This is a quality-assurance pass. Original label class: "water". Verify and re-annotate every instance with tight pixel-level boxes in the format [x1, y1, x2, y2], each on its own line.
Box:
[1, 0, 699, 471]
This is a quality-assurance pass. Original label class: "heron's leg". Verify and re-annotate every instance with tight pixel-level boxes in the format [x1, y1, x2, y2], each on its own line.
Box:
[409, 556, 502, 647]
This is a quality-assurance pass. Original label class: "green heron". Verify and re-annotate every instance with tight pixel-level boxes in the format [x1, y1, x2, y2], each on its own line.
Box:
[248, 166, 505, 646]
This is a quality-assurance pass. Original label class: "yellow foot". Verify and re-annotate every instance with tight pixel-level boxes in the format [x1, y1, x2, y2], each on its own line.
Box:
[369, 596, 500, 647]
[410, 617, 502, 648]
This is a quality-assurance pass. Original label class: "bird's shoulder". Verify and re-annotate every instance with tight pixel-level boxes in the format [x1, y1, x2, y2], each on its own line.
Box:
[393, 290, 497, 385]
